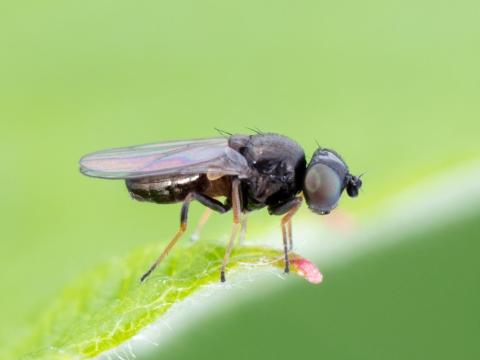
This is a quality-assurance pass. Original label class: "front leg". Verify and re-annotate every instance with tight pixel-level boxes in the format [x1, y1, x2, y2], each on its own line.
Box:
[269, 197, 303, 274]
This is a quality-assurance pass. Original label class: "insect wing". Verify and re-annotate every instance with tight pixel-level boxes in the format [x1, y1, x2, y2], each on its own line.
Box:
[79, 138, 250, 179]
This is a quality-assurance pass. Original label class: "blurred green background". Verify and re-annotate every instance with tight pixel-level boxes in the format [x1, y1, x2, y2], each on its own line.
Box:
[1, 0, 479, 359]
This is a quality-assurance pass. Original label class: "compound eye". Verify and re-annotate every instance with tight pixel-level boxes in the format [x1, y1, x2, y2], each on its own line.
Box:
[304, 163, 342, 213]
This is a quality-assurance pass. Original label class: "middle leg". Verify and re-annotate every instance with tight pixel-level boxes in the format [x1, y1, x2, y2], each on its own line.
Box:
[220, 178, 242, 282]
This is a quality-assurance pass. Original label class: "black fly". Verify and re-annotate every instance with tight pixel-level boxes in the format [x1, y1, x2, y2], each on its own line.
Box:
[79, 133, 362, 282]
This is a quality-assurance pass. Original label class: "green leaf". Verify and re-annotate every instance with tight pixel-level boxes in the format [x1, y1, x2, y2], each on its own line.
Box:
[12, 241, 319, 360]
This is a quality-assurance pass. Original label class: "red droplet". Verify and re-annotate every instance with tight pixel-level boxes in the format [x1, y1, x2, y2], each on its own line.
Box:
[291, 257, 323, 284]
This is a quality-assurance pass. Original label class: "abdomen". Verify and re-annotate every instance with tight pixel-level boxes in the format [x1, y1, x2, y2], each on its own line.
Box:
[126, 174, 204, 204]
[125, 174, 233, 204]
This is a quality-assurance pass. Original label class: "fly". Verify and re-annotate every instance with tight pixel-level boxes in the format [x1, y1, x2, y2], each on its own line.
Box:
[79, 133, 362, 282]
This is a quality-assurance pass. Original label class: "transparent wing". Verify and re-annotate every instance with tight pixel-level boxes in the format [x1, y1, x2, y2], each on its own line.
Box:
[79, 137, 251, 179]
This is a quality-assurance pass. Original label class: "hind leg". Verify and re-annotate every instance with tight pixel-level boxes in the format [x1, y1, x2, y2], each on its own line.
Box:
[239, 214, 248, 245]
[189, 193, 231, 241]
[140, 193, 194, 282]
[190, 208, 213, 242]
[140, 192, 230, 282]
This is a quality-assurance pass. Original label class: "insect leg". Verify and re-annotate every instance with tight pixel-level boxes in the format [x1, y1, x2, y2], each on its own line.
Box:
[140, 193, 194, 282]
[189, 193, 231, 241]
[287, 219, 293, 250]
[190, 208, 213, 242]
[279, 197, 303, 273]
[239, 214, 248, 245]
[192, 192, 231, 213]
[220, 179, 242, 282]
[288, 194, 303, 250]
